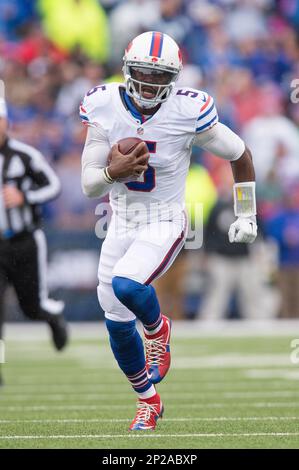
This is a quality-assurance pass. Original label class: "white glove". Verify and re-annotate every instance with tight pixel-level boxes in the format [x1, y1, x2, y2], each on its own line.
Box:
[228, 216, 257, 243]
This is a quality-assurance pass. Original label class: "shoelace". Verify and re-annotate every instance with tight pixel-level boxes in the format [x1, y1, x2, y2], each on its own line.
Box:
[134, 401, 160, 424]
[144, 335, 167, 366]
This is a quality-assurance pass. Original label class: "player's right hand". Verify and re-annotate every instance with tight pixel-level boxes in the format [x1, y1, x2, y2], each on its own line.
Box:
[107, 143, 149, 180]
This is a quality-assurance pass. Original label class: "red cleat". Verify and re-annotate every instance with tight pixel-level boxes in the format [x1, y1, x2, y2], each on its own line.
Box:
[144, 315, 172, 384]
[129, 393, 164, 431]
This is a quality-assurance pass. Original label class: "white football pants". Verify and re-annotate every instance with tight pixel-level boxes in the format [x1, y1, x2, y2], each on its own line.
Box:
[98, 211, 187, 322]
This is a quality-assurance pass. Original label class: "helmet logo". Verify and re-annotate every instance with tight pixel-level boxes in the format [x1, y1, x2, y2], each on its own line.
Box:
[126, 41, 133, 53]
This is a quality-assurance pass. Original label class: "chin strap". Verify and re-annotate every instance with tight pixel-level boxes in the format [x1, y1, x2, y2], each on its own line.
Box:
[233, 181, 256, 217]
[132, 96, 158, 110]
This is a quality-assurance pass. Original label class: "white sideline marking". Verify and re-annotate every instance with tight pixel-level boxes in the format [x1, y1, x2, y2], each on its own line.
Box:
[1, 432, 299, 440]
[2, 402, 299, 411]
[0, 416, 299, 424]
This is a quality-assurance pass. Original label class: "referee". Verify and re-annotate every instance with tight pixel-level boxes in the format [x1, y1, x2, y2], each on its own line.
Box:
[0, 96, 68, 384]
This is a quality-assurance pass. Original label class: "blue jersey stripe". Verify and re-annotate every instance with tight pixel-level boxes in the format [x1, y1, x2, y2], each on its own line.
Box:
[123, 90, 143, 121]
[122, 89, 154, 123]
[196, 115, 218, 133]
[80, 114, 89, 121]
[197, 102, 215, 122]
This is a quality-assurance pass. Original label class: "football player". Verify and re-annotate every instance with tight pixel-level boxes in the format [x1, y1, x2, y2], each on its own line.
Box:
[80, 31, 257, 430]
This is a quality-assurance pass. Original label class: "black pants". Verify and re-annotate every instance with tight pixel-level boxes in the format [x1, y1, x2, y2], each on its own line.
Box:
[0, 230, 62, 338]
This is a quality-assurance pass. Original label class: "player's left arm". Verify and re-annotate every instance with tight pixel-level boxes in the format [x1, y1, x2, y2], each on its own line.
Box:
[228, 144, 257, 244]
[193, 121, 257, 243]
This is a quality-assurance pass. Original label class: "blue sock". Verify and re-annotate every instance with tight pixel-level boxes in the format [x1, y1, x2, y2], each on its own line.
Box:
[112, 276, 162, 329]
[105, 319, 152, 394]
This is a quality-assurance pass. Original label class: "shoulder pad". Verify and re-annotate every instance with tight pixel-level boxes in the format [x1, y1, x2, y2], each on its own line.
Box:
[79, 82, 120, 127]
[172, 87, 219, 133]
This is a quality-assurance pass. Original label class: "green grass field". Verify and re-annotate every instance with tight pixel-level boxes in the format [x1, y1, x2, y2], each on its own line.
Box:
[1, 322, 299, 449]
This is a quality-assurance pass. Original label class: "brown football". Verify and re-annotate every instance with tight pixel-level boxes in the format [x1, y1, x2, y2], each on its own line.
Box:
[118, 137, 144, 155]
[107, 137, 147, 183]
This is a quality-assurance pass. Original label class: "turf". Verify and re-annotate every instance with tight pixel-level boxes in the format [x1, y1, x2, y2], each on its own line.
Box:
[0, 323, 299, 449]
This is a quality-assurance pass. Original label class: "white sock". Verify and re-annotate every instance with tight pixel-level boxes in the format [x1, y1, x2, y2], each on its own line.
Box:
[138, 384, 156, 399]
[144, 319, 164, 336]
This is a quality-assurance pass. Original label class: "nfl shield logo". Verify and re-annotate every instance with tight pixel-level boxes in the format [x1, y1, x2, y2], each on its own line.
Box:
[137, 127, 144, 135]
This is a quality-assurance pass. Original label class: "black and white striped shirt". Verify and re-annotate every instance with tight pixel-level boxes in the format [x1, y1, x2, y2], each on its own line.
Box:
[0, 138, 61, 238]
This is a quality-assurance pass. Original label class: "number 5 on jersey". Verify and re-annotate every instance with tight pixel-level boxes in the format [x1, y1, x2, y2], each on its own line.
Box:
[126, 141, 156, 192]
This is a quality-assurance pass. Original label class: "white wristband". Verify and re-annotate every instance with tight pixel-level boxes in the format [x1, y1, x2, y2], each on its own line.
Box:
[233, 181, 256, 217]
[102, 167, 114, 184]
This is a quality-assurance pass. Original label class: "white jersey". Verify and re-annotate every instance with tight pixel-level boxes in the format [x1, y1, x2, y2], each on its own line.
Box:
[80, 82, 218, 221]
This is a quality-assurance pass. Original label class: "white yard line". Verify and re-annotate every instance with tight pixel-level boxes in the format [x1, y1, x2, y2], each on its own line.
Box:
[3, 380, 299, 388]
[0, 416, 299, 424]
[222, 391, 299, 398]
[1, 432, 299, 440]
[2, 402, 299, 411]
[3, 353, 294, 369]
[173, 355, 292, 368]
[245, 370, 299, 380]
[1, 391, 299, 401]
[4, 320, 299, 341]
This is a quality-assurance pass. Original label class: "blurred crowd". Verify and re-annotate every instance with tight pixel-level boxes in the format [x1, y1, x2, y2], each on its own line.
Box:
[1, 0, 299, 319]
